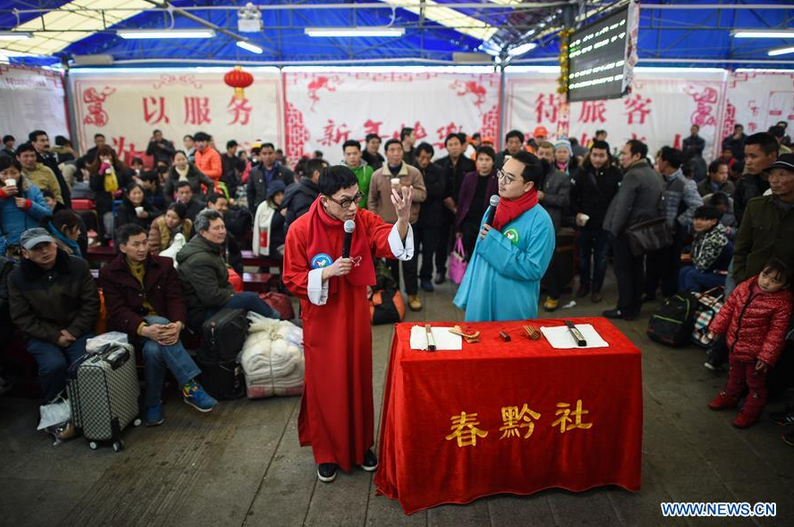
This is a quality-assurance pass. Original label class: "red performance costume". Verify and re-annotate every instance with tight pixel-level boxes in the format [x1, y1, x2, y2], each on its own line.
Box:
[283, 198, 413, 471]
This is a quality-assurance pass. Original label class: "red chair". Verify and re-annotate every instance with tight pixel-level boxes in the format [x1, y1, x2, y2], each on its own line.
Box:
[71, 199, 96, 211]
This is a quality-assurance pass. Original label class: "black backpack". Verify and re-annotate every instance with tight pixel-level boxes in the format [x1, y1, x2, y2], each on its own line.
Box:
[647, 293, 697, 346]
[198, 308, 249, 363]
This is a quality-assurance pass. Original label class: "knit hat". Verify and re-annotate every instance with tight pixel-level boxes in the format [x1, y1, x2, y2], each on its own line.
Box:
[20, 227, 55, 250]
[771, 153, 794, 174]
[555, 137, 572, 156]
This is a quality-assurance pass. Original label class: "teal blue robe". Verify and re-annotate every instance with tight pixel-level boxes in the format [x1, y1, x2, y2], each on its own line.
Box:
[453, 204, 555, 322]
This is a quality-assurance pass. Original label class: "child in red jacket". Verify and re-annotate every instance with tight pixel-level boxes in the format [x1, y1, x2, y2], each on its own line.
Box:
[707, 258, 793, 428]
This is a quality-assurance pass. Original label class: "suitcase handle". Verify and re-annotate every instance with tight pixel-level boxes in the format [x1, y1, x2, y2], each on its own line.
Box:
[103, 347, 130, 370]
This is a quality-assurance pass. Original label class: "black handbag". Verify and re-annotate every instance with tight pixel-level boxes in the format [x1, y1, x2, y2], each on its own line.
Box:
[626, 216, 673, 256]
[196, 357, 245, 400]
[198, 308, 249, 363]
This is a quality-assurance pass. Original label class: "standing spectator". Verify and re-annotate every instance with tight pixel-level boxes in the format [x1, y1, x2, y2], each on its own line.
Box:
[496, 129, 525, 168]
[88, 145, 131, 244]
[570, 137, 588, 159]
[100, 224, 216, 426]
[734, 132, 779, 225]
[553, 137, 577, 175]
[221, 140, 245, 197]
[415, 142, 448, 292]
[368, 139, 427, 311]
[282, 158, 324, 234]
[148, 202, 192, 256]
[678, 205, 733, 292]
[602, 139, 664, 320]
[28, 130, 70, 208]
[527, 126, 548, 153]
[361, 133, 384, 170]
[400, 127, 417, 166]
[76, 133, 108, 171]
[723, 124, 747, 163]
[570, 140, 622, 303]
[539, 152, 572, 312]
[341, 140, 373, 209]
[455, 146, 499, 262]
[8, 228, 99, 407]
[193, 132, 222, 184]
[114, 182, 159, 233]
[769, 125, 792, 155]
[145, 129, 176, 166]
[183, 134, 196, 162]
[1, 135, 14, 158]
[645, 146, 703, 301]
[683, 124, 706, 161]
[164, 150, 214, 203]
[275, 148, 285, 164]
[16, 143, 63, 204]
[176, 210, 279, 330]
[697, 159, 735, 197]
[0, 157, 51, 257]
[536, 141, 555, 164]
[246, 142, 295, 211]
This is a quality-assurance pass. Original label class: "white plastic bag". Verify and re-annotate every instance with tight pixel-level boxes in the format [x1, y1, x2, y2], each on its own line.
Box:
[159, 232, 186, 267]
[37, 394, 71, 430]
[86, 331, 129, 354]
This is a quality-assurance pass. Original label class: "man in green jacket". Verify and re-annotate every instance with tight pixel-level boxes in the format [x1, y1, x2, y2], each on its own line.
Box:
[732, 154, 794, 285]
[176, 209, 279, 330]
[342, 140, 373, 209]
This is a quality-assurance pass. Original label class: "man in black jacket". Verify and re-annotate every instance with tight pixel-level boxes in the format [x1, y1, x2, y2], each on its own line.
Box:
[247, 142, 295, 211]
[28, 130, 71, 208]
[434, 133, 475, 284]
[221, 140, 245, 197]
[175, 181, 204, 222]
[414, 142, 447, 292]
[683, 125, 706, 161]
[282, 158, 324, 234]
[733, 132, 778, 225]
[570, 141, 622, 303]
[145, 129, 176, 166]
[723, 124, 747, 163]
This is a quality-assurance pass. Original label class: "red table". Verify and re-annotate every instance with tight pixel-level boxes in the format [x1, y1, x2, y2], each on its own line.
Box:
[375, 317, 642, 514]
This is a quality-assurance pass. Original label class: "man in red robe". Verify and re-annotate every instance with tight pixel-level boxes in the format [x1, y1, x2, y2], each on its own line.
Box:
[284, 165, 414, 483]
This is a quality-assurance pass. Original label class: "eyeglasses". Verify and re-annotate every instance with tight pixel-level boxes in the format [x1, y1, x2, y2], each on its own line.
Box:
[497, 169, 518, 185]
[327, 192, 363, 209]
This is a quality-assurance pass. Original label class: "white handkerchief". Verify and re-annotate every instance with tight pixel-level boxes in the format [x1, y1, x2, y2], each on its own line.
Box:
[409, 326, 463, 351]
[540, 324, 609, 349]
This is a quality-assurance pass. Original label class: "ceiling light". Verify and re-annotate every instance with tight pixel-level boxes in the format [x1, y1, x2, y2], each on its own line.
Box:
[305, 27, 405, 38]
[117, 29, 216, 39]
[508, 42, 537, 57]
[733, 30, 794, 39]
[0, 31, 32, 41]
[236, 40, 263, 54]
[769, 45, 794, 56]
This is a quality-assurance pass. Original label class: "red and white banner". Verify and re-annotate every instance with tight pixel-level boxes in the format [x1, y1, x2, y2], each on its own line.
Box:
[283, 71, 500, 163]
[68, 68, 283, 166]
[506, 68, 728, 160]
[0, 65, 68, 142]
[723, 70, 794, 140]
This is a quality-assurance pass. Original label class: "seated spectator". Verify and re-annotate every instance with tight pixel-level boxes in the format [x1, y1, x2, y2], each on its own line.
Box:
[41, 210, 84, 258]
[164, 150, 214, 203]
[697, 159, 735, 197]
[707, 192, 738, 235]
[88, 145, 131, 244]
[253, 180, 287, 258]
[176, 209, 279, 330]
[0, 156, 50, 258]
[17, 143, 63, 205]
[679, 206, 733, 292]
[206, 194, 243, 274]
[140, 170, 166, 210]
[99, 224, 216, 426]
[173, 181, 204, 221]
[114, 182, 159, 233]
[41, 189, 65, 213]
[7, 228, 99, 417]
[282, 158, 324, 233]
[148, 202, 192, 256]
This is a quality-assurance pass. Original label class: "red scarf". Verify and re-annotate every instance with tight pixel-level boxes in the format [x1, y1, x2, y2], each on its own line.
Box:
[306, 198, 375, 291]
[492, 188, 539, 232]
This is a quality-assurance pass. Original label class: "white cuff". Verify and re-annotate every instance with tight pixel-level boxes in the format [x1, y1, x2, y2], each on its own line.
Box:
[307, 268, 329, 306]
[389, 223, 414, 261]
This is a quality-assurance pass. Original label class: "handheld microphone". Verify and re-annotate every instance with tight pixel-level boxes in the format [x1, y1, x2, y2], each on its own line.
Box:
[486, 195, 500, 226]
[342, 220, 355, 258]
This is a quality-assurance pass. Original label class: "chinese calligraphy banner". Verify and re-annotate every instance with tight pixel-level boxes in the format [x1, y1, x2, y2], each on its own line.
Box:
[506, 69, 728, 160]
[0, 65, 68, 141]
[375, 317, 642, 514]
[283, 71, 500, 163]
[68, 68, 283, 165]
[723, 70, 794, 140]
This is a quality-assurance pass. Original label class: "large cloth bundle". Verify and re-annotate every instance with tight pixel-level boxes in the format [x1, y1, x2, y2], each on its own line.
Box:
[240, 312, 304, 399]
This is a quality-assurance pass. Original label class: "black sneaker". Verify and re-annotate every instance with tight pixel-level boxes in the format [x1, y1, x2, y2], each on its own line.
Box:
[360, 449, 378, 472]
[434, 273, 446, 285]
[770, 409, 794, 426]
[783, 430, 794, 447]
[317, 463, 338, 483]
[602, 308, 624, 319]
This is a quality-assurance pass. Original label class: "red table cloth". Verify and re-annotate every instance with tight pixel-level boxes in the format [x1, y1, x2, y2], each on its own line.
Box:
[375, 317, 642, 514]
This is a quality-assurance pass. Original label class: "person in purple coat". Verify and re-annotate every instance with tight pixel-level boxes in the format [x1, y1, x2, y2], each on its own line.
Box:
[454, 146, 499, 260]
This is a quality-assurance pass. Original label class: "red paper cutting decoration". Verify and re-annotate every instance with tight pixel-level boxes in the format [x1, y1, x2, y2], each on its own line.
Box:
[224, 65, 254, 100]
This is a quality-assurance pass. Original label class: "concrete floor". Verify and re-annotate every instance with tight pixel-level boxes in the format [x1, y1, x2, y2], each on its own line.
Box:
[1, 275, 793, 527]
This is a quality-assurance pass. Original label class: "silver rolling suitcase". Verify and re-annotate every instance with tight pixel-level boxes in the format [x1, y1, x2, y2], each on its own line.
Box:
[67, 344, 141, 451]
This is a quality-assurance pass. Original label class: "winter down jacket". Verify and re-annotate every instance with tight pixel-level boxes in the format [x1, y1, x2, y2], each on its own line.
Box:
[709, 276, 793, 365]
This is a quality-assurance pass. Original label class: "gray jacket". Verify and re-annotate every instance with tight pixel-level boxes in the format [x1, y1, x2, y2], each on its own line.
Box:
[660, 168, 703, 230]
[540, 169, 571, 232]
[603, 160, 664, 237]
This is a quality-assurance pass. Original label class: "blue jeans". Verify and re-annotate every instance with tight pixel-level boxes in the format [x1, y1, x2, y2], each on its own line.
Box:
[577, 228, 610, 292]
[678, 266, 726, 293]
[27, 333, 93, 403]
[141, 316, 201, 408]
[206, 291, 280, 321]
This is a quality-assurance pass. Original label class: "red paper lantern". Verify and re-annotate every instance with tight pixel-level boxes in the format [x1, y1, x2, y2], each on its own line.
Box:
[224, 65, 254, 100]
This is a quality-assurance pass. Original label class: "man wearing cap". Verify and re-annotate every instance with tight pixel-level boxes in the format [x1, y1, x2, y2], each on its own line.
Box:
[528, 126, 548, 153]
[7, 228, 99, 405]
